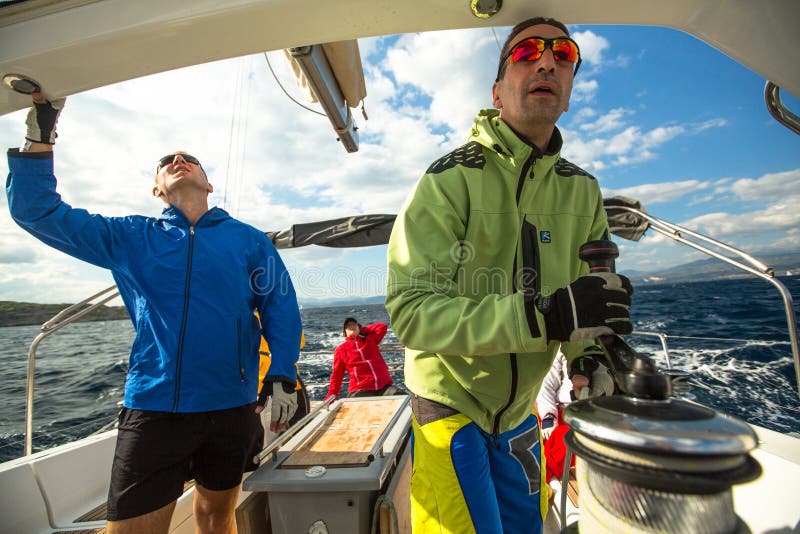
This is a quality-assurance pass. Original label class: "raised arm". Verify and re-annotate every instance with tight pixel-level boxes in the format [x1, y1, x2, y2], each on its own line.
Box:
[361, 322, 388, 345]
[7, 94, 132, 270]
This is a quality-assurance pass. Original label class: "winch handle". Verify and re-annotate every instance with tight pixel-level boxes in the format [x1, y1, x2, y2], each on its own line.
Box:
[579, 239, 671, 400]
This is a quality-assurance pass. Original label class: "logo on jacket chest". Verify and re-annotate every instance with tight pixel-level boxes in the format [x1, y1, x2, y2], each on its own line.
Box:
[540, 230, 551, 243]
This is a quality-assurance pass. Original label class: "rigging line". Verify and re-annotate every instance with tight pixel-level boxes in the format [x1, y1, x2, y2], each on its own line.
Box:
[223, 58, 245, 209]
[236, 59, 250, 216]
[234, 60, 252, 219]
[491, 27, 502, 52]
[262, 51, 326, 117]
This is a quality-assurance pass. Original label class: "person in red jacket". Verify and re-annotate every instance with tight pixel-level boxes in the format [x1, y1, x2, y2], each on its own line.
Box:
[324, 318, 403, 399]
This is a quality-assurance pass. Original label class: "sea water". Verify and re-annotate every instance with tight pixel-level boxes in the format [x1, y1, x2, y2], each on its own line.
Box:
[1, 276, 798, 462]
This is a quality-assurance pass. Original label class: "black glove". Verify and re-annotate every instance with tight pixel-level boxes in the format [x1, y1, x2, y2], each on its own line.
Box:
[569, 355, 615, 399]
[25, 97, 66, 144]
[540, 415, 556, 440]
[537, 273, 633, 342]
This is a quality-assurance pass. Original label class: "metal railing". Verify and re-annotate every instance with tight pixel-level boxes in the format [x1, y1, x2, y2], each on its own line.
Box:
[24, 285, 120, 455]
[765, 81, 800, 135]
[610, 205, 800, 397]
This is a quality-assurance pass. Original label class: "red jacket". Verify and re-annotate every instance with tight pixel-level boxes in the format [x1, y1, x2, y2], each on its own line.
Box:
[325, 323, 392, 399]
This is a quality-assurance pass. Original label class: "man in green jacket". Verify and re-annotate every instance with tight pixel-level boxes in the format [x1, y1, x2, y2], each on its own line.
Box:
[386, 17, 633, 534]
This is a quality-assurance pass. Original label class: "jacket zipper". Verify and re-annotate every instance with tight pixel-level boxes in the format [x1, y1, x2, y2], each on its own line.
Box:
[352, 337, 378, 389]
[237, 318, 248, 380]
[521, 220, 542, 338]
[172, 225, 195, 411]
[493, 154, 536, 436]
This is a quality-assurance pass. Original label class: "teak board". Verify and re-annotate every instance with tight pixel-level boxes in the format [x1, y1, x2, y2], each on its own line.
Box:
[281, 398, 404, 468]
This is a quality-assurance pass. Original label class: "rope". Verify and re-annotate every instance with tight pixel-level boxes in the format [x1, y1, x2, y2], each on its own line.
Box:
[370, 494, 399, 534]
[263, 52, 326, 117]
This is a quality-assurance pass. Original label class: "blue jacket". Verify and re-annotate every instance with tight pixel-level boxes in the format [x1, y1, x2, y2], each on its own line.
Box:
[7, 150, 303, 413]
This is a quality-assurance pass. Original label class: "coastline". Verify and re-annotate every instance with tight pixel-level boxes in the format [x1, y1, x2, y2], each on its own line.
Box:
[0, 301, 129, 327]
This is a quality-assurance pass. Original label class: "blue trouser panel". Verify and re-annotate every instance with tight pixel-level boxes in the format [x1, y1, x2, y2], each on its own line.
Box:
[410, 398, 545, 534]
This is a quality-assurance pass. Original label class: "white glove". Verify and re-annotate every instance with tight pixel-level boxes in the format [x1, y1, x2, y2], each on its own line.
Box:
[258, 380, 298, 432]
[540, 416, 557, 441]
[26, 96, 66, 144]
[571, 357, 615, 399]
[270, 382, 298, 431]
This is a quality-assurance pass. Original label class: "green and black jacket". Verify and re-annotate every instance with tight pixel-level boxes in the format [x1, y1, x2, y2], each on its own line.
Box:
[386, 109, 607, 434]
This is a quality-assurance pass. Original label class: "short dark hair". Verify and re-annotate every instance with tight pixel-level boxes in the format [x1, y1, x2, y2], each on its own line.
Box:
[342, 317, 358, 337]
[496, 17, 571, 80]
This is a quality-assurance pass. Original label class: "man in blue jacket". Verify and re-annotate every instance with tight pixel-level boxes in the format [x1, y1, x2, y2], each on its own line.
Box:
[7, 94, 303, 533]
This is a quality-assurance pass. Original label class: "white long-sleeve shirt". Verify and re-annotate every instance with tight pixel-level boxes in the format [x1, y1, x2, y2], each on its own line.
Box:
[535, 350, 573, 419]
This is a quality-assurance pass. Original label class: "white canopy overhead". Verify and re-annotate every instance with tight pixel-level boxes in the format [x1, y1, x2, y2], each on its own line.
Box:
[1, 0, 799, 117]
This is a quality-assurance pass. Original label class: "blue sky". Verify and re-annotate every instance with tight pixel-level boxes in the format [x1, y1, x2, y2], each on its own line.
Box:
[1, 24, 798, 304]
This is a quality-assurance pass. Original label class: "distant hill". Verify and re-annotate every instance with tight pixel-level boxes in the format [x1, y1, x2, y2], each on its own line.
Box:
[624, 252, 800, 284]
[0, 301, 129, 327]
[300, 252, 800, 308]
[299, 294, 386, 309]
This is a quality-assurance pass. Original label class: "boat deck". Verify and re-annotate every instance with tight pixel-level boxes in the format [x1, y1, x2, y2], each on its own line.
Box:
[50, 480, 197, 533]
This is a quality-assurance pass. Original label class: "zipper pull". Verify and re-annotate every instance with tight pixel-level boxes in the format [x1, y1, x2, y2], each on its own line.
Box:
[190, 226, 195, 236]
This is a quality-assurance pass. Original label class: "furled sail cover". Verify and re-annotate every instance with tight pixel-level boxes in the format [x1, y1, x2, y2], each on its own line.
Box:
[284, 40, 367, 110]
[604, 196, 650, 242]
[267, 214, 395, 249]
[267, 197, 650, 249]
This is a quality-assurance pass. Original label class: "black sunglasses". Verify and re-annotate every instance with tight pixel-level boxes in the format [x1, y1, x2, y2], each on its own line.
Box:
[157, 153, 201, 171]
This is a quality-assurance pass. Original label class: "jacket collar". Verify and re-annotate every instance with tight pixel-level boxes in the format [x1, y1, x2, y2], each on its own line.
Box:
[470, 108, 563, 169]
[158, 206, 231, 228]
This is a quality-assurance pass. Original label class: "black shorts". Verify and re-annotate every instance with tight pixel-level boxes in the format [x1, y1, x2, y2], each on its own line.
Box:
[107, 402, 264, 521]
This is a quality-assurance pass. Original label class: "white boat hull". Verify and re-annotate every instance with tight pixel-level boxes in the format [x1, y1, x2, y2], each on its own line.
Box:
[3, 413, 799, 533]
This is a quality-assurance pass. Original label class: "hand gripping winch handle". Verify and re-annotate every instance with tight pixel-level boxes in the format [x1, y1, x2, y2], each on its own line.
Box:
[579, 240, 671, 399]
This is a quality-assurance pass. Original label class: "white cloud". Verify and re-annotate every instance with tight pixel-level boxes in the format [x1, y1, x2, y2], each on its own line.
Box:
[727, 169, 800, 201]
[571, 107, 596, 122]
[579, 107, 631, 133]
[385, 28, 497, 138]
[562, 123, 684, 172]
[604, 180, 710, 205]
[572, 78, 599, 103]
[563, 110, 730, 173]
[684, 204, 800, 238]
[694, 118, 728, 132]
[572, 30, 609, 67]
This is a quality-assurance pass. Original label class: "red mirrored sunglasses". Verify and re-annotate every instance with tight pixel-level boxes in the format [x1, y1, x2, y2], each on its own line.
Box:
[497, 36, 582, 80]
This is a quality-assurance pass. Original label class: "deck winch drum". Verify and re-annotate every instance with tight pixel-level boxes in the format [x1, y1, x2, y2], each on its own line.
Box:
[564, 395, 761, 533]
